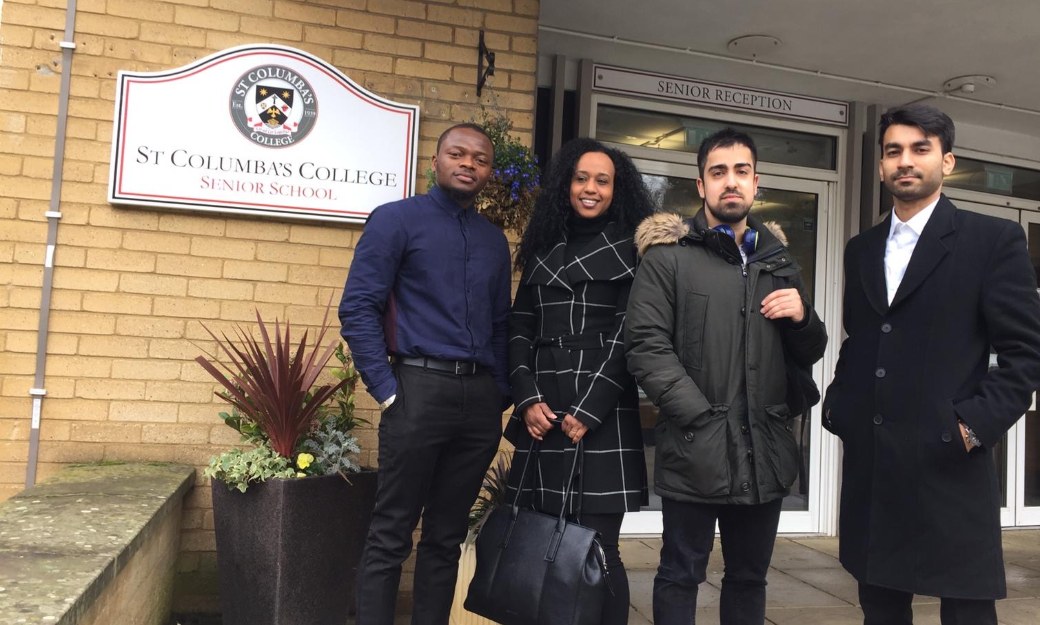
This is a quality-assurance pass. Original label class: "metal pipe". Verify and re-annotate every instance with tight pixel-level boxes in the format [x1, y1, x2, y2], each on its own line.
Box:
[26, 0, 79, 487]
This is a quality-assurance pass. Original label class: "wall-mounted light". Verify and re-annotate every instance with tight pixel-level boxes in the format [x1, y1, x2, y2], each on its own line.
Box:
[477, 30, 495, 96]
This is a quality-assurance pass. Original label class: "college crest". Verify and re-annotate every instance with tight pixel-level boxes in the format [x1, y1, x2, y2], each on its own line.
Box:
[230, 65, 318, 147]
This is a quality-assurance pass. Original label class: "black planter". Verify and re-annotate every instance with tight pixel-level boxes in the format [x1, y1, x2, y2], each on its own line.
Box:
[211, 471, 377, 625]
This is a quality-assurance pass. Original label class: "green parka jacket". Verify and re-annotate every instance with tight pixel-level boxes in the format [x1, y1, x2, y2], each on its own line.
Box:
[625, 210, 827, 504]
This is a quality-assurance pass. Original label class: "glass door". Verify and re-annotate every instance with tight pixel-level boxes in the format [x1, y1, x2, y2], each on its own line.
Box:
[622, 158, 832, 534]
[1016, 210, 1040, 526]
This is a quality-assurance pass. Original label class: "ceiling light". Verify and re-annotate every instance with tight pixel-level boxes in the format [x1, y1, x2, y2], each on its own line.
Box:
[727, 35, 782, 59]
[942, 74, 997, 95]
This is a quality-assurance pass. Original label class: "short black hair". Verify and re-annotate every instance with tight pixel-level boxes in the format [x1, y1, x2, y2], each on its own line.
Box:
[436, 122, 494, 157]
[697, 128, 758, 178]
[879, 104, 955, 154]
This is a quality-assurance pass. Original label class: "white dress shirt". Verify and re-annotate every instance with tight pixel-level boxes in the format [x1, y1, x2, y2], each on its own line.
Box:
[884, 198, 939, 305]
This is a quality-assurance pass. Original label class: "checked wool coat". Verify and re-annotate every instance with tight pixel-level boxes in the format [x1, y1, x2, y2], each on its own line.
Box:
[504, 220, 648, 515]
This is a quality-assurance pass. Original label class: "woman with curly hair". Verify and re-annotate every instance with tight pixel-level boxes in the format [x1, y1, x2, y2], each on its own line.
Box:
[505, 137, 654, 625]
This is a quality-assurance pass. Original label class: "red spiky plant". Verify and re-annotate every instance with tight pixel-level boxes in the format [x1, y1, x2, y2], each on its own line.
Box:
[195, 308, 350, 459]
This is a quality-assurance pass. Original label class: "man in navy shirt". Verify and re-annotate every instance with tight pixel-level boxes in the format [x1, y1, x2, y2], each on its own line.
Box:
[340, 123, 511, 625]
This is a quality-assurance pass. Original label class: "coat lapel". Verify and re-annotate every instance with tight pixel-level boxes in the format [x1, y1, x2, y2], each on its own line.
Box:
[524, 241, 571, 291]
[889, 196, 955, 310]
[861, 216, 891, 316]
[565, 223, 637, 285]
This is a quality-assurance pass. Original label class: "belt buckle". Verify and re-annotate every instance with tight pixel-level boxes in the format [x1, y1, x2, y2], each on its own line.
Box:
[455, 361, 464, 375]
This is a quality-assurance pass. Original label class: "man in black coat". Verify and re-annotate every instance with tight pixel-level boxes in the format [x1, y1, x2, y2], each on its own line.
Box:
[824, 103, 1040, 624]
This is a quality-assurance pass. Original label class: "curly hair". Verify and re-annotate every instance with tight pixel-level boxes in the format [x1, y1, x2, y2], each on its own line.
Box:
[515, 138, 656, 273]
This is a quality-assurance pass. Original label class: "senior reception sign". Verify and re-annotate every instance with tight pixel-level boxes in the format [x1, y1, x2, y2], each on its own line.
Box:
[108, 44, 420, 223]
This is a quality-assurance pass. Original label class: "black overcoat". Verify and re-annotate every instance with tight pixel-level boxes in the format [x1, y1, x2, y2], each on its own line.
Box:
[824, 195, 1040, 599]
[504, 221, 648, 515]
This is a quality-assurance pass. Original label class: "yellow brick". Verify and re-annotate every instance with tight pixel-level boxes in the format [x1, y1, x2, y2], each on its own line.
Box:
[212, 0, 274, 14]
[85, 248, 157, 273]
[186, 279, 254, 301]
[0, 111, 27, 134]
[137, 22, 207, 47]
[40, 420, 71, 441]
[335, 9, 395, 35]
[318, 247, 352, 269]
[395, 58, 452, 80]
[178, 403, 223, 425]
[0, 3, 65, 29]
[7, 331, 77, 355]
[0, 352, 35, 376]
[4, 176, 50, 201]
[12, 242, 45, 264]
[36, 441, 103, 463]
[189, 236, 255, 260]
[273, 0, 338, 24]
[50, 267, 120, 292]
[78, 335, 150, 358]
[364, 33, 422, 57]
[331, 48, 394, 74]
[204, 31, 271, 52]
[119, 273, 188, 296]
[361, 73, 423, 99]
[289, 223, 354, 247]
[455, 28, 508, 49]
[38, 398, 111, 421]
[157, 213, 226, 237]
[428, 5, 484, 28]
[2, 263, 44, 289]
[424, 42, 473, 64]
[141, 423, 211, 445]
[255, 242, 319, 265]
[368, 0, 426, 19]
[1, 307, 43, 332]
[155, 254, 223, 279]
[490, 51, 536, 74]
[100, 38, 173, 65]
[82, 292, 153, 315]
[282, 304, 339, 327]
[58, 224, 124, 248]
[109, 0, 176, 21]
[0, 130, 54, 159]
[33, 377, 76, 399]
[109, 401, 179, 423]
[219, 300, 285, 323]
[0, 155, 21, 177]
[66, 117, 99, 141]
[224, 219, 288, 242]
[121, 232, 190, 255]
[485, 13, 537, 35]
[509, 72, 536, 92]
[209, 426, 244, 446]
[514, 0, 539, 16]
[144, 381, 213, 403]
[174, 6, 240, 32]
[286, 265, 344, 288]
[222, 260, 289, 282]
[241, 16, 302, 41]
[45, 355, 113, 378]
[512, 35, 537, 55]
[115, 316, 186, 339]
[303, 25, 364, 49]
[149, 338, 207, 360]
[255, 282, 319, 305]
[62, 135, 111, 163]
[70, 422, 142, 443]
[152, 296, 221, 320]
[76, 379, 147, 400]
[0, 23, 36, 47]
[111, 360, 182, 381]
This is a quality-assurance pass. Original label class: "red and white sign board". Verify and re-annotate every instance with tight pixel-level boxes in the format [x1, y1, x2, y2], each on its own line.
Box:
[108, 44, 420, 224]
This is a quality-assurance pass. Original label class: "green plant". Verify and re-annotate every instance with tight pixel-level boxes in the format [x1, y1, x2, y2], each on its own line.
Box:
[197, 310, 364, 493]
[427, 105, 540, 234]
[466, 453, 512, 542]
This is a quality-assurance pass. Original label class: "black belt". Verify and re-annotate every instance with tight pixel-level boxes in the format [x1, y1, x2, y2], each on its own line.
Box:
[393, 356, 482, 376]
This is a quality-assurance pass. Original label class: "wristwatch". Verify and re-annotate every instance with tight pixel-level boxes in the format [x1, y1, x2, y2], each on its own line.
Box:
[380, 394, 397, 411]
[960, 420, 982, 449]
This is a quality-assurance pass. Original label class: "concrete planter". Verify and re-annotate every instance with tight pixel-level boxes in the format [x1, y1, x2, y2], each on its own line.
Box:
[211, 471, 377, 625]
[450, 541, 498, 625]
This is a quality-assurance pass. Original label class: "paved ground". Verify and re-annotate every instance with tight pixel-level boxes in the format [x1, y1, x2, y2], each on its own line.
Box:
[619, 529, 1040, 624]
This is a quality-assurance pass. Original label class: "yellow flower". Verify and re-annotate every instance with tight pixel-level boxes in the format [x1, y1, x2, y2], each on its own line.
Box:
[296, 453, 314, 470]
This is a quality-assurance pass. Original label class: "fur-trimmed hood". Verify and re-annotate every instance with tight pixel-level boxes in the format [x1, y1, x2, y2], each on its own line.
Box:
[635, 212, 788, 257]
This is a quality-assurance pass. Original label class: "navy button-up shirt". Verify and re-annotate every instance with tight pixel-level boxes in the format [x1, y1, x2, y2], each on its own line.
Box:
[339, 185, 512, 404]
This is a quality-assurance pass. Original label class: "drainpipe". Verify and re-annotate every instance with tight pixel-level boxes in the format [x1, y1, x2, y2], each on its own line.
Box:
[26, 0, 78, 487]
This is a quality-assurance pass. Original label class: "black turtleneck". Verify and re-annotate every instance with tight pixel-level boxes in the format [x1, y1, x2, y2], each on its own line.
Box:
[566, 211, 611, 260]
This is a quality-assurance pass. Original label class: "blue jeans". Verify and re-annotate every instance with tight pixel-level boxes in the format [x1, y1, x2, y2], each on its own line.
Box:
[653, 497, 783, 625]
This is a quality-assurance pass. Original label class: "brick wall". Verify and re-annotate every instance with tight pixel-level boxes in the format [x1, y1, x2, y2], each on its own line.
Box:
[0, 0, 538, 611]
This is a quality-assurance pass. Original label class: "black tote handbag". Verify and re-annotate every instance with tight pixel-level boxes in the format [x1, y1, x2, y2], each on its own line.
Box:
[464, 440, 611, 625]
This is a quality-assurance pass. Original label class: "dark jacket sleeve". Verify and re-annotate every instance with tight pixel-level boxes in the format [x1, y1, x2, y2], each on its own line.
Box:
[570, 280, 633, 430]
[339, 205, 405, 404]
[954, 220, 1040, 446]
[625, 246, 712, 427]
[778, 272, 828, 368]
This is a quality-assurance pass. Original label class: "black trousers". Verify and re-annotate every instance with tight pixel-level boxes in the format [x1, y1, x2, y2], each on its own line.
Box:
[654, 497, 784, 625]
[858, 582, 998, 625]
[355, 365, 501, 625]
[576, 513, 629, 625]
